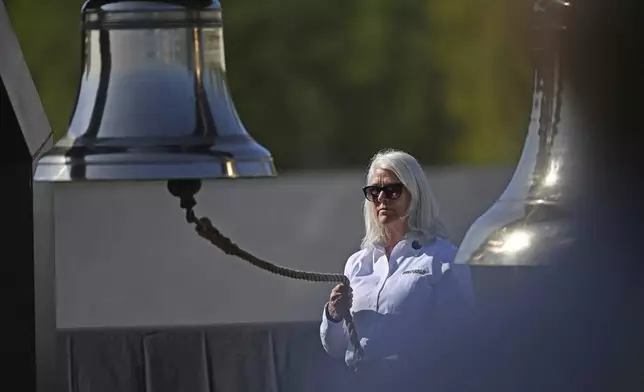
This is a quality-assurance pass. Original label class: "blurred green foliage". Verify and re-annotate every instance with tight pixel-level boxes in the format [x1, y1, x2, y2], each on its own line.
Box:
[5, 0, 532, 170]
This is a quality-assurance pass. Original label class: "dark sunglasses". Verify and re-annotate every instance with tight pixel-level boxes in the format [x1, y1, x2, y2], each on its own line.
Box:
[362, 183, 405, 202]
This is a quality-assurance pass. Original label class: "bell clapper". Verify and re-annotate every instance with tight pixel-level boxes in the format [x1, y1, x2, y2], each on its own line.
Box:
[167, 179, 203, 227]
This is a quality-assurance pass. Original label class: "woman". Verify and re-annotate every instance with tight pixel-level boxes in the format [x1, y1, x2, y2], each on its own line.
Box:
[320, 149, 474, 391]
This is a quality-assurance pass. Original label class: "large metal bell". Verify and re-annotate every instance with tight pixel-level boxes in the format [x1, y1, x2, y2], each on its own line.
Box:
[453, 0, 581, 312]
[34, 0, 276, 182]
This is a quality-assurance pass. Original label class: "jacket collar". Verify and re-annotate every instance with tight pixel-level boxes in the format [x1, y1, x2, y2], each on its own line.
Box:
[372, 233, 433, 259]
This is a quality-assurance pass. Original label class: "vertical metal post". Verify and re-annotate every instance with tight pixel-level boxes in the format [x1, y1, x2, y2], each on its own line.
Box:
[0, 1, 55, 390]
[1, 81, 36, 391]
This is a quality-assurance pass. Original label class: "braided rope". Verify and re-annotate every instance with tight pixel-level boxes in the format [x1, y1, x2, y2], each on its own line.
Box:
[184, 208, 364, 365]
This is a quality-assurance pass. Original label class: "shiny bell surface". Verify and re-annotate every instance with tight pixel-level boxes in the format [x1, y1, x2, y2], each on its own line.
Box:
[454, 0, 579, 268]
[34, 0, 276, 182]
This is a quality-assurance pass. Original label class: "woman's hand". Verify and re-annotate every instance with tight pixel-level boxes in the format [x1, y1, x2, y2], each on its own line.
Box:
[327, 283, 353, 321]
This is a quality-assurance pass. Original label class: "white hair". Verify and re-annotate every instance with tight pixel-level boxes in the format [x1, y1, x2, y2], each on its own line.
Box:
[360, 149, 449, 249]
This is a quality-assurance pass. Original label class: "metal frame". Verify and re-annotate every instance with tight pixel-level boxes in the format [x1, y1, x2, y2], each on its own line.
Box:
[0, 1, 55, 391]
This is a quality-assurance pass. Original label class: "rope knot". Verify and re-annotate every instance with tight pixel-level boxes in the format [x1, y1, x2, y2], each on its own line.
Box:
[195, 217, 237, 255]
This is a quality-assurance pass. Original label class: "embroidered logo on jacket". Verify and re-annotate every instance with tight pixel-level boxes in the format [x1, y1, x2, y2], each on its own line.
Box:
[402, 269, 429, 276]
